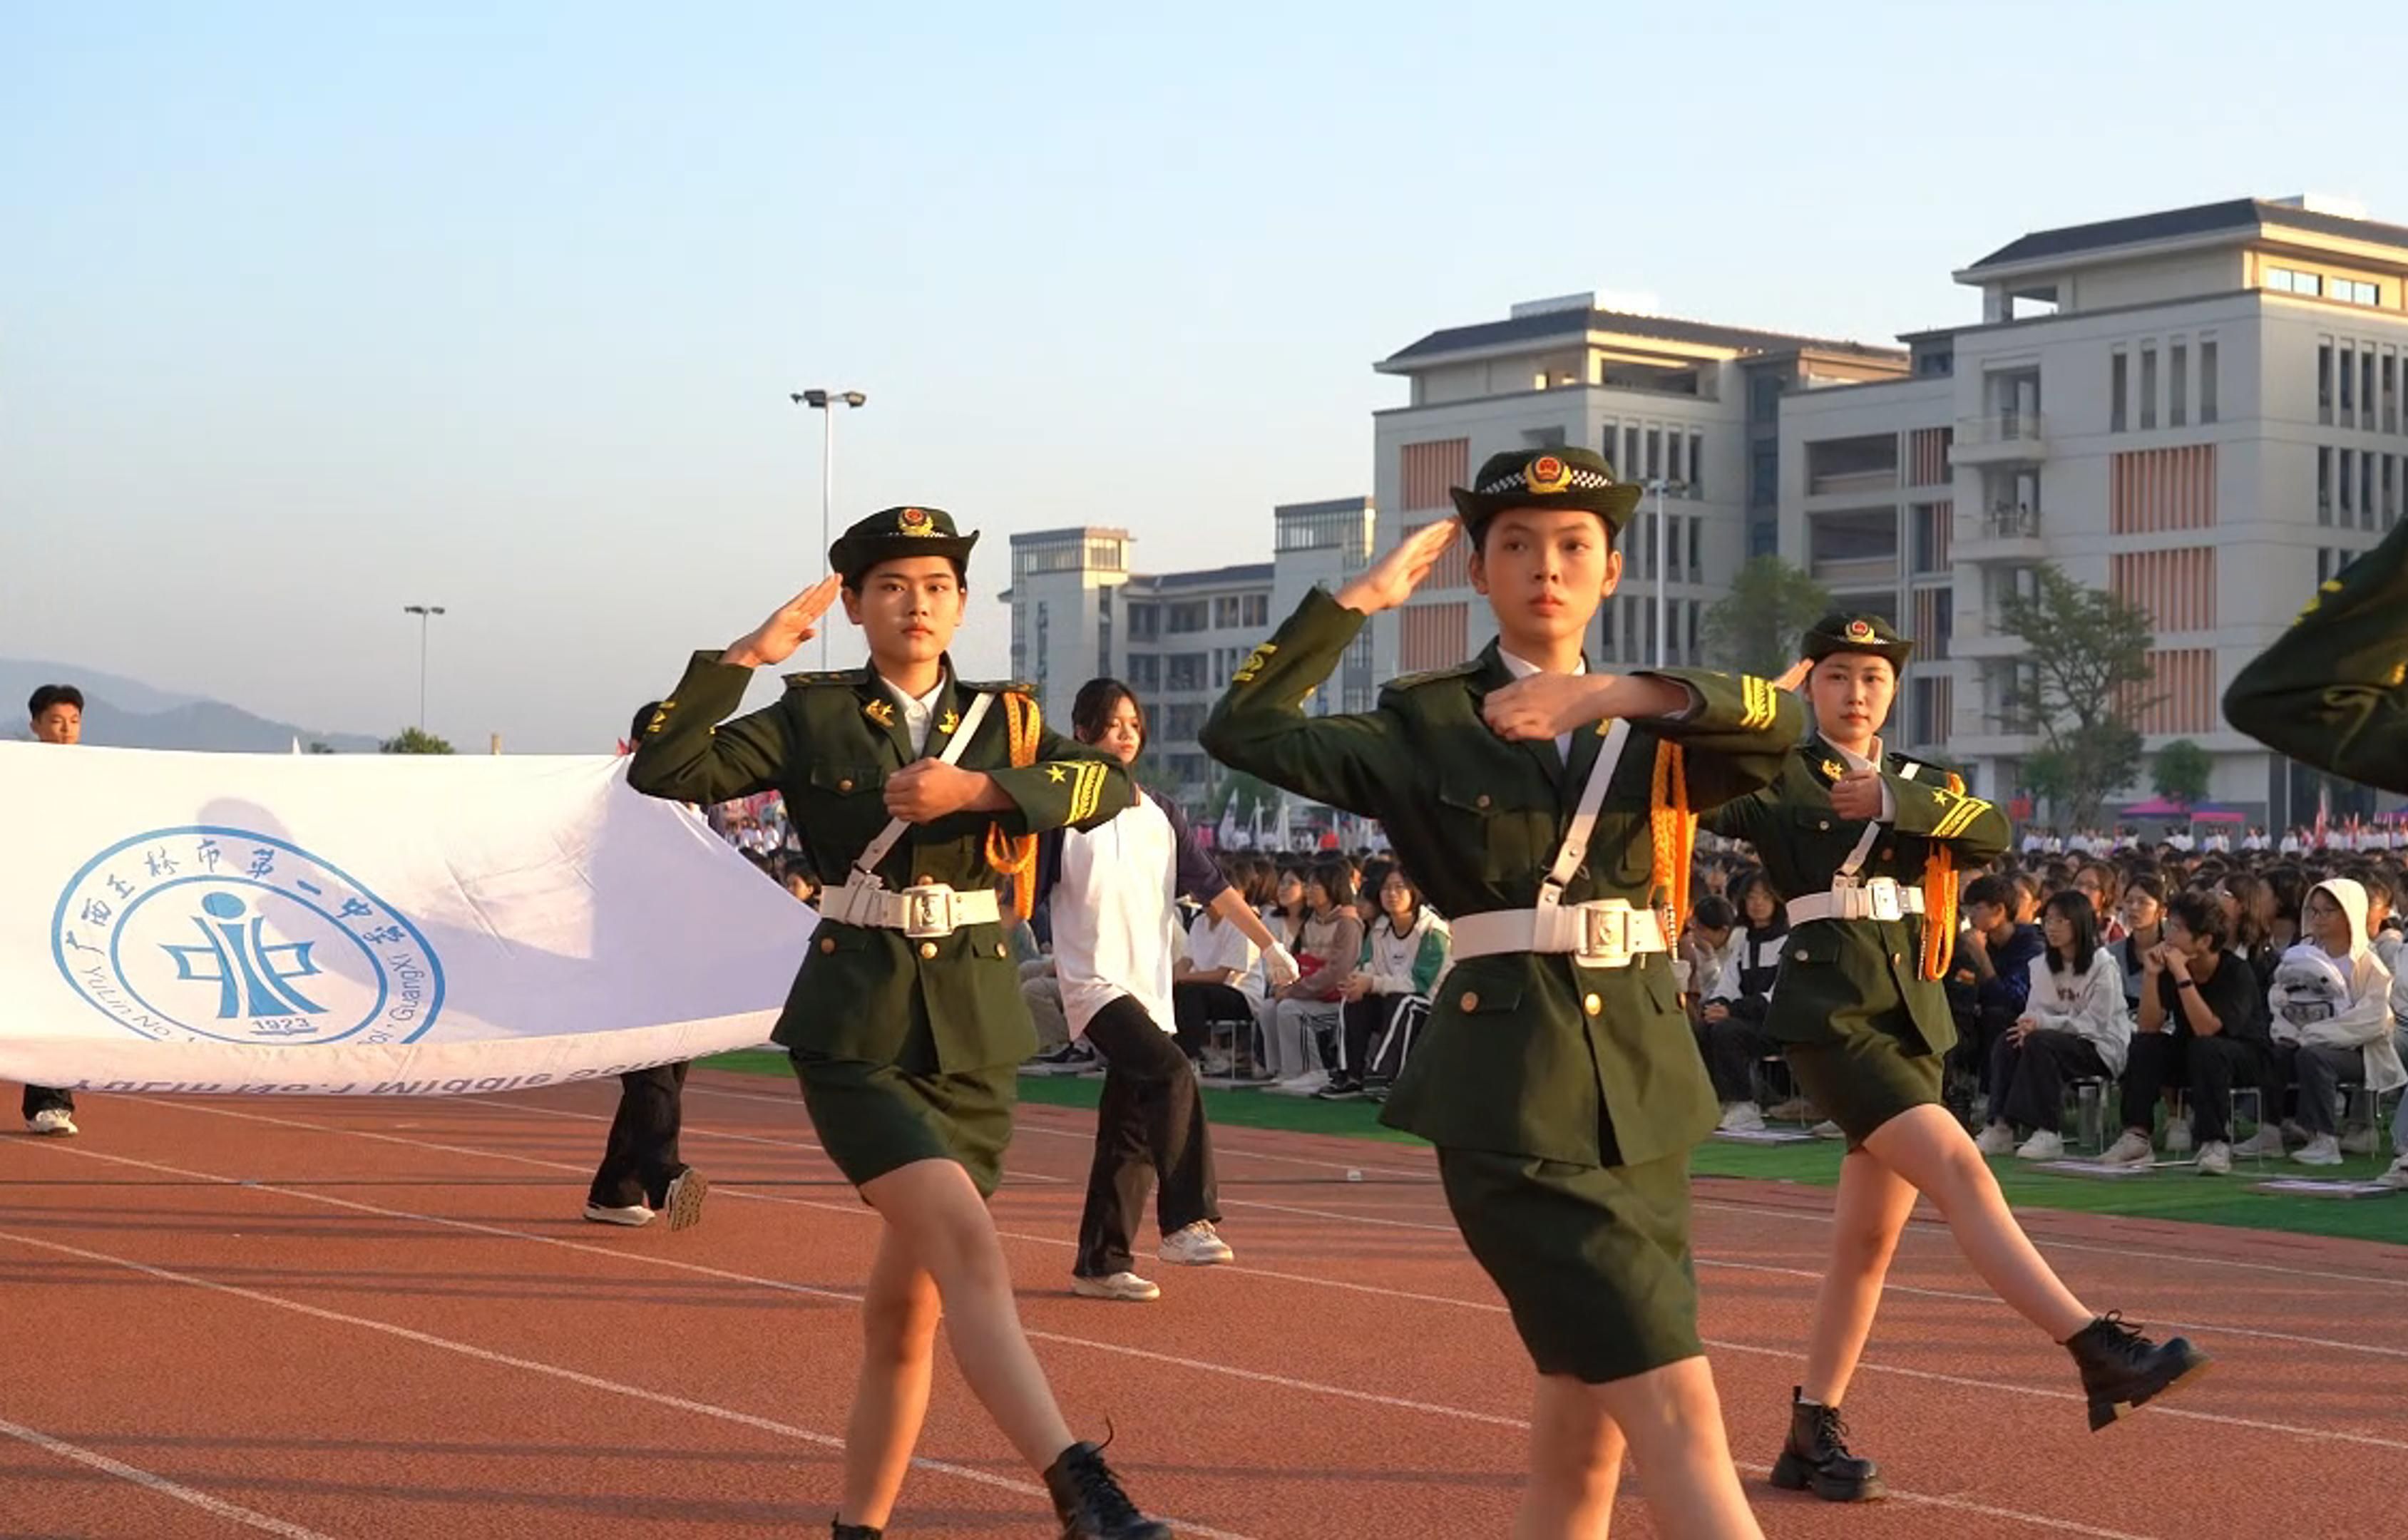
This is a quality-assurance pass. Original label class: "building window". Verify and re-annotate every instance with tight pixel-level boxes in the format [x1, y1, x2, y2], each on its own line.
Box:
[1127, 602, 1160, 642]
[2366, 351, 2379, 431]
[2320, 446, 2334, 524]
[1751, 447, 1778, 508]
[1127, 654, 1160, 689]
[1645, 427, 1663, 481]
[2138, 347, 2158, 430]
[1243, 594, 1269, 627]
[2386, 354, 2399, 434]
[2200, 339, 2218, 424]
[2387, 454, 2398, 527]
[2268, 266, 2325, 296]
[2342, 345, 2357, 421]
[2342, 448, 2355, 518]
[2337, 278, 2380, 306]
[2320, 340, 2335, 424]
[1214, 595, 1242, 628]
[2169, 342, 2188, 427]
[2110, 350, 2128, 433]
[1599, 421, 1619, 469]
[2367, 450, 2381, 530]
[1687, 515, 1701, 581]
[1623, 425, 1641, 478]
[1165, 652, 1206, 691]
[1688, 430, 1705, 496]
[1167, 600, 1208, 633]
[1665, 429, 1683, 486]
[1098, 585, 1113, 672]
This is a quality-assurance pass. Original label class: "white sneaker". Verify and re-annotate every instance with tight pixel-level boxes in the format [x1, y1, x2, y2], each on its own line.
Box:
[2231, 1126, 2286, 1159]
[25, 1108, 77, 1136]
[2015, 1129, 2066, 1161]
[1717, 1102, 1767, 1134]
[1974, 1122, 2017, 1155]
[2098, 1130, 2155, 1166]
[2377, 1154, 2408, 1191]
[1070, 1270, 1161, 1302]
[2340, 1124, 2382, 1156]
[582, 1202, 653, 1226]
[1810, 1119, 1846, 1141]
[1268, 1070, 1329, 1097]
[2163, 1116, 2194, 1154]
[1158, 1221, 1234, 1266]
[2292, 1134, 2345, 1167]
[2196, 1141, 2233, 1176]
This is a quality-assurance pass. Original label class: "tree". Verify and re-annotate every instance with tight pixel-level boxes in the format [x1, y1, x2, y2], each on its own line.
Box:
[2152, 738, 2213, 807]
[305, 740, 336, 754]
[1991, 564, 2156, 826]
[1701, 556, 1833, 676]
[380, 727, 455, 754]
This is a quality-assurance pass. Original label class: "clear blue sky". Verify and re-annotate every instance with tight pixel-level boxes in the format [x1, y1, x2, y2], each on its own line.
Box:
[8, 1, 2406, 749]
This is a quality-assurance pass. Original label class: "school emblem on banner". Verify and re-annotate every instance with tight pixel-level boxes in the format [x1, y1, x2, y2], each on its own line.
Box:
[51, 826, 445, 1047]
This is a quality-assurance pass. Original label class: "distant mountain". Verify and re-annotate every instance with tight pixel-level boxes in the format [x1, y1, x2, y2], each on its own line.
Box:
[0, 659, 384, 752]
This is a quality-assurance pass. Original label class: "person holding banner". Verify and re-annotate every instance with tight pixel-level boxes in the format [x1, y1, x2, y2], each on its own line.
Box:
[22, 684, 86, 1136]
[1703, 614, 2208, 1504]
[627, 506, 1166, 1540]
[1204, 446, 1803, 1540]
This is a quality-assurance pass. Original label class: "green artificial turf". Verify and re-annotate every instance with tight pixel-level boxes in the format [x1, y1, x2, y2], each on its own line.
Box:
[699, 1051, 2406, 1243]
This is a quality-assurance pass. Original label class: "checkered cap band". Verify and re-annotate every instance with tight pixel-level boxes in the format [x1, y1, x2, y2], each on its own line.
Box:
[1472, 466, 1619, 496]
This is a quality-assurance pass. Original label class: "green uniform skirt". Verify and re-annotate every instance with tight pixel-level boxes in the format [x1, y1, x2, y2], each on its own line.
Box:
[791, 1013, 1018, 1199]
[1437, 1147, 1701, 1385]
[1783, 1022, 1944, 1151]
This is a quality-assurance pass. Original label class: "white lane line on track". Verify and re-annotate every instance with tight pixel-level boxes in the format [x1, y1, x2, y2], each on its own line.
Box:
[0, 1219, 1259, 1540]
[33, 1129, 2408, 1472]
[0, 1415, 342, 1540]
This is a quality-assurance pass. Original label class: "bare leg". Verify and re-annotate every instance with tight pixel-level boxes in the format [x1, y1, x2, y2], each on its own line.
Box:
[1515, 1373, 1629, 1540]
[837, 1226, 943, 1529]
[1587, 1359, 1763, 1540]
[1799, 1151, 1920, 1405]
[1860, 1104, 2092, 1341]
[859, 1158, 1077, 1469]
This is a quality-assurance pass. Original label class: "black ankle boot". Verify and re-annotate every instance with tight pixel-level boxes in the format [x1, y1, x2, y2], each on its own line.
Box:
[831, 1522, 881, 1540]
[1768, 1387, 1883, 1502]
[1042, 1439, 1170, 1540]
[2065, 1312, 2210, 1430]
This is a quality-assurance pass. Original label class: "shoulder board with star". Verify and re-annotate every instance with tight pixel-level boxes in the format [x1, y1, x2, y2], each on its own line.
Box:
[1380, 661, 1484, 696]
[956, 678, 1036, 697]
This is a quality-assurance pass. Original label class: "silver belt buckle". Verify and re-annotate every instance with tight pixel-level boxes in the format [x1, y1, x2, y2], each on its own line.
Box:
[1576, 902, 1633, 969]
[901, 883, 956, 938]
[1865, 877, 1903, 923]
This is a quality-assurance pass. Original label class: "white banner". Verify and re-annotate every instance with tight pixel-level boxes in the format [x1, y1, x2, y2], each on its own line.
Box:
[0, 743, 814, 1095]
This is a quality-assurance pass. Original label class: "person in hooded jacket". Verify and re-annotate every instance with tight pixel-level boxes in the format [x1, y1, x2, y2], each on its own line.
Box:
[1697, 870, 1790, 1133]
[2265, 877, 2404, 1167]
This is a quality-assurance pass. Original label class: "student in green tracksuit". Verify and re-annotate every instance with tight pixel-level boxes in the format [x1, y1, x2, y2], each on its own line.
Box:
[1204, 446, 1801, 1540]
[627, 506, 1167, 1540]
[1704, 615, 2210, 1504]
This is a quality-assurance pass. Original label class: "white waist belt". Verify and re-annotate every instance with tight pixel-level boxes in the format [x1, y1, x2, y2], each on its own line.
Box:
[1787, 881, 1927, 925]
[824, 880, 1000, 938]
[1449, 900, 1669, 969]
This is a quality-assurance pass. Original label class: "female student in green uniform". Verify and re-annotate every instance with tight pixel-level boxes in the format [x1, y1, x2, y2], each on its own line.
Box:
[1704, 615, 2210, 1504]
[628, 506, 1167, 1540]
[1204, 446, 1803, 1540]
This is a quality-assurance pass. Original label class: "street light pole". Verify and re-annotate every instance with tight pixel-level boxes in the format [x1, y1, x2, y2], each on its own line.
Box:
[791, 388, 869, 667]
[1645, 480, 1686, 667]
[402, 605, 446, 732]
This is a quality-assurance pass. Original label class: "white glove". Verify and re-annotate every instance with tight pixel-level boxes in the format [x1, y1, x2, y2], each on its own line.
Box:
[1264, 942, 1302, 990]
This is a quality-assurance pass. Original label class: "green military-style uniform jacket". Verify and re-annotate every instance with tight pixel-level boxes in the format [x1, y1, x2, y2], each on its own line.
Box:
[2225, 514, 2408, 795]
[628, 652, 1133, 1072]
[1199, 588, 1803, 1168]
[1703, 734, 2010, 1054]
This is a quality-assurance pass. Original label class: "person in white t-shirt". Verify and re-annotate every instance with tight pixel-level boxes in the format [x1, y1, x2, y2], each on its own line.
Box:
[1040, 679, 1299, 1303]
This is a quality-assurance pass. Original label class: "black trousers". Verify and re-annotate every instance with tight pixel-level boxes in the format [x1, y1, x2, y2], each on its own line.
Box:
[1075, 995, 1219, 1278]
[1988, 1030, 2108, 1133]
[2118, 1032, 2265, 1143]
[2268, 1041, 2365, 1135]
[21, 1086, 73, 1118]
[1338, 994, 1412, 1081]
[1694, 1015, 1773, 1104]
[1172, 980, 1256, 1062]
[587, 1062, 691, 1208]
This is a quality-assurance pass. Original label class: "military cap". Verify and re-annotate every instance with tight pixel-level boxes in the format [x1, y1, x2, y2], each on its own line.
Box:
[1449, 446, 1644, 545]
[829, 505, 979, 587]
[1802, 611, 1913, 668]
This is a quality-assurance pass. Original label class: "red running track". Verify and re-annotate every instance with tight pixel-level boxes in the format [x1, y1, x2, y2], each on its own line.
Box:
[2, 1070, 2402, 1539]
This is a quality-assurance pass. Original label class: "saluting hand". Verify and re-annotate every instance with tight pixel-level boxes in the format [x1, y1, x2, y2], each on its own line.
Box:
[722, 575, 844, 669]
[884, 760, 984, 823]
[1333, 520, 1458, 617]
[1773, 657, 1813, 693]
[1828, 767, 1887, 821]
